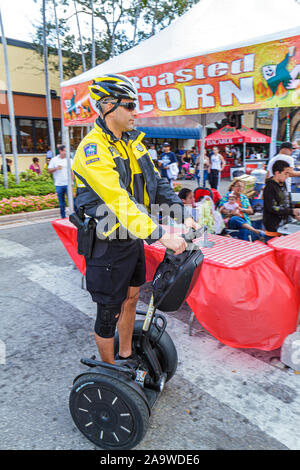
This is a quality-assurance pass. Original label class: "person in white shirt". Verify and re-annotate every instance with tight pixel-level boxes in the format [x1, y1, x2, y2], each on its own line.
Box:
[148, 144, 158, 168]
[209, 146, 226, 190]
[148, 144, 157, 161]
[48, 145, 73, 218]
[266, 142, 300, 193]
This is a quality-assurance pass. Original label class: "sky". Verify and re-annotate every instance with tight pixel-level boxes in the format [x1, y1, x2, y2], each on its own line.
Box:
[0, 0, 41, 42]
[0, 0, 134, 44]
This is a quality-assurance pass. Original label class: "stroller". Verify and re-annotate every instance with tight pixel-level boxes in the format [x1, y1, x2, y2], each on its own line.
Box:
[181, 162, 195, 180]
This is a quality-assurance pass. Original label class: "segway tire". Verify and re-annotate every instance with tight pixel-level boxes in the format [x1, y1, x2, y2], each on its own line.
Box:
[69, 373, 149, 450]
[115, 320, 178, 382]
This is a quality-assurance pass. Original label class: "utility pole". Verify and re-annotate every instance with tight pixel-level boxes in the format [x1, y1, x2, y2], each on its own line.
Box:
[0, 8, 19, 183]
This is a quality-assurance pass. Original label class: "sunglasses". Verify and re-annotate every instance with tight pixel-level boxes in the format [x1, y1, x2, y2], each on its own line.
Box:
[118, 101, 137, 111]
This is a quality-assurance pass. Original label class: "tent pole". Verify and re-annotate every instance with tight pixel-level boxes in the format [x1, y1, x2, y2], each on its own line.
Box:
[243, 142, 246, 168]
[199, 115, 206, 187]
[65, 126, 74, 214]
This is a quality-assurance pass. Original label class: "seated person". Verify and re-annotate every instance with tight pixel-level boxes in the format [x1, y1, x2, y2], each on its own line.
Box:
[219, 192, 241, 224]
[179, 188, 224, 234]
[219, 179, 265, 241]
[263, 160, 300, 240]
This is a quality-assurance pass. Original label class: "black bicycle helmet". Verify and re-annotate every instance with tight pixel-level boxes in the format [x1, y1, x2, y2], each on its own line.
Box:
[152, 246, 204, 312]
[89, 74, 138, 102]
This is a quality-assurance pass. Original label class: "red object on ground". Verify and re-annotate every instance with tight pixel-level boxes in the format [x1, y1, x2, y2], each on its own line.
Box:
[52, 220, 298, 351]
[268, 232, 300, 305]
[144, 234, 298, 351]
[198, 125, 271, 148]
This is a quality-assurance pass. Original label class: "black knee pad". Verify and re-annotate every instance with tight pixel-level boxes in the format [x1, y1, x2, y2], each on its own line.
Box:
[95, 303, 121, 338]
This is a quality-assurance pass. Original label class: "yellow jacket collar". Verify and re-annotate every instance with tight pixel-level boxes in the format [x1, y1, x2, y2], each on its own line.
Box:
[94, 117, 144, 145]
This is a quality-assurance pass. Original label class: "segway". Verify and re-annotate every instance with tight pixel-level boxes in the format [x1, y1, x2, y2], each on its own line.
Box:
[69, 228, 205, 450]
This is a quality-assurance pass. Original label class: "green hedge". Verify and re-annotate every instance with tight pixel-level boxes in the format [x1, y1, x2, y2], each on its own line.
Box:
[0, 169, 56, 199]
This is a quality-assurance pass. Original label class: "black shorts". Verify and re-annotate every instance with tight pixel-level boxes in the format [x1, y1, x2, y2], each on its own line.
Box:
[85, 238, 146, 307]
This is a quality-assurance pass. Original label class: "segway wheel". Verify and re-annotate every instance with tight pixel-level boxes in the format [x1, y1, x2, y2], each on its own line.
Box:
[69, 373, 149, 450]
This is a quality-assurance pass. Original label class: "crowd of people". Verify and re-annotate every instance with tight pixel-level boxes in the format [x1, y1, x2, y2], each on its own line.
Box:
[150, 140, 300, 243]
[148, 142, 228, 191]
[2, 134, 300, 242]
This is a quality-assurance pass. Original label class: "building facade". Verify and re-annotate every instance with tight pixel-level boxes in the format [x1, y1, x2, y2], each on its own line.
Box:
[0, 38, 86, 172]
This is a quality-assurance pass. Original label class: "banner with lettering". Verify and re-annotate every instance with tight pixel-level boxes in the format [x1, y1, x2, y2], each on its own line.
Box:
[61, 34, 300, 126]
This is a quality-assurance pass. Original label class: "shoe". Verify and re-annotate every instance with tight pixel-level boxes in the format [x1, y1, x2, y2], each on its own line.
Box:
[115, 351, 141, 369]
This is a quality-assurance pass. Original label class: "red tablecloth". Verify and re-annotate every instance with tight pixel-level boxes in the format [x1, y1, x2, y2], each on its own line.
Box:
[268, 232, 300, 304]
[52, 219, 86, 275]
[144, 234, 298, 351]
[52, 219, 299, 351]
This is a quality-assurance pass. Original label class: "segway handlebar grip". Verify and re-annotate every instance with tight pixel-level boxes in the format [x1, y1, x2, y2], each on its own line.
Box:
[182, 226, 207, 242]
[165, 226, 207, 255]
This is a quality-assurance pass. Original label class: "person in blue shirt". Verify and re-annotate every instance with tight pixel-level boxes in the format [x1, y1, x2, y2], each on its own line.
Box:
[158, 142, 178, 189]
[191, 147, 199, 166]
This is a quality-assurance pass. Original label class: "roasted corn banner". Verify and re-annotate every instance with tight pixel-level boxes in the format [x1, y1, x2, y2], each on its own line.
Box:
[61, 35, 300, 126]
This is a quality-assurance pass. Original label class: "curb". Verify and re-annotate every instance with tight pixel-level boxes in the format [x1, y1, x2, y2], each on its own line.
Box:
[0, 208, 61, 225]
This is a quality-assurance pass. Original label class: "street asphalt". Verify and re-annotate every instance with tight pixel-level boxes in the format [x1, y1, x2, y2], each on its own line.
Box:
[0, 216, 299, 451]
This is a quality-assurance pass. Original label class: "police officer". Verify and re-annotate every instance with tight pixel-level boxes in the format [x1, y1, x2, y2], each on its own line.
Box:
[72, 74, 197, 365]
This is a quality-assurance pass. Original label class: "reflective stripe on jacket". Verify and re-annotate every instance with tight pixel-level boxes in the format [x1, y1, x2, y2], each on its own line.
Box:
[72, 118, 184, 243]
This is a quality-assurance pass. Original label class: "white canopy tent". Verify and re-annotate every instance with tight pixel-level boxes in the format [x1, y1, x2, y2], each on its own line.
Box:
[62, 0, 300, 88]
[61, 0, 300, 189]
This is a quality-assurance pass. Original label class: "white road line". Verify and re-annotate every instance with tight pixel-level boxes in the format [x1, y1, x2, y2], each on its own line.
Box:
[0, 239, 32, 258]
[17, 263, 95, 319]
[18, 258, 300, 449]
[166, 315, 300, 450]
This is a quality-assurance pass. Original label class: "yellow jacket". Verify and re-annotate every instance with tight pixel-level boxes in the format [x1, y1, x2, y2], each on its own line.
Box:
[72, 118, 184, 243]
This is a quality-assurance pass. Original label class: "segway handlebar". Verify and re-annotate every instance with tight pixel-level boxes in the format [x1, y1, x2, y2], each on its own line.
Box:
[165, 226, 207, 255]
[182, 226, 207, 243]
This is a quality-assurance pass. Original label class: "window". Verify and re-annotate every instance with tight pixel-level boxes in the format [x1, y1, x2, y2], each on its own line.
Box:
[2, 118, 62, 154]
[1, 118, 12, 153]
[69, 126, 88, 152]
[35, 120, 49, 152]
[19, 119, 34, 153]
[54, 119, 62, 147]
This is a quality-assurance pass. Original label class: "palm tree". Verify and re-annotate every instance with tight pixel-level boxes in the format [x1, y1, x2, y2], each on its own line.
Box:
[0, 8, 19, 183]
[90, 0, 96, 67]
[73, 0, 86, 71]
[43, 0, 56, 158]
[53, 0, 65, 145]
[0, 118, 8, 189]
[132, 0, 141, 46]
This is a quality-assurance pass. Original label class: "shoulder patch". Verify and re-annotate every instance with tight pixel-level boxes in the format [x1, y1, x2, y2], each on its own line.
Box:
[136, 144, 144, 152]
[84, 143, 97, 158]
[86, 157, 100, 165]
